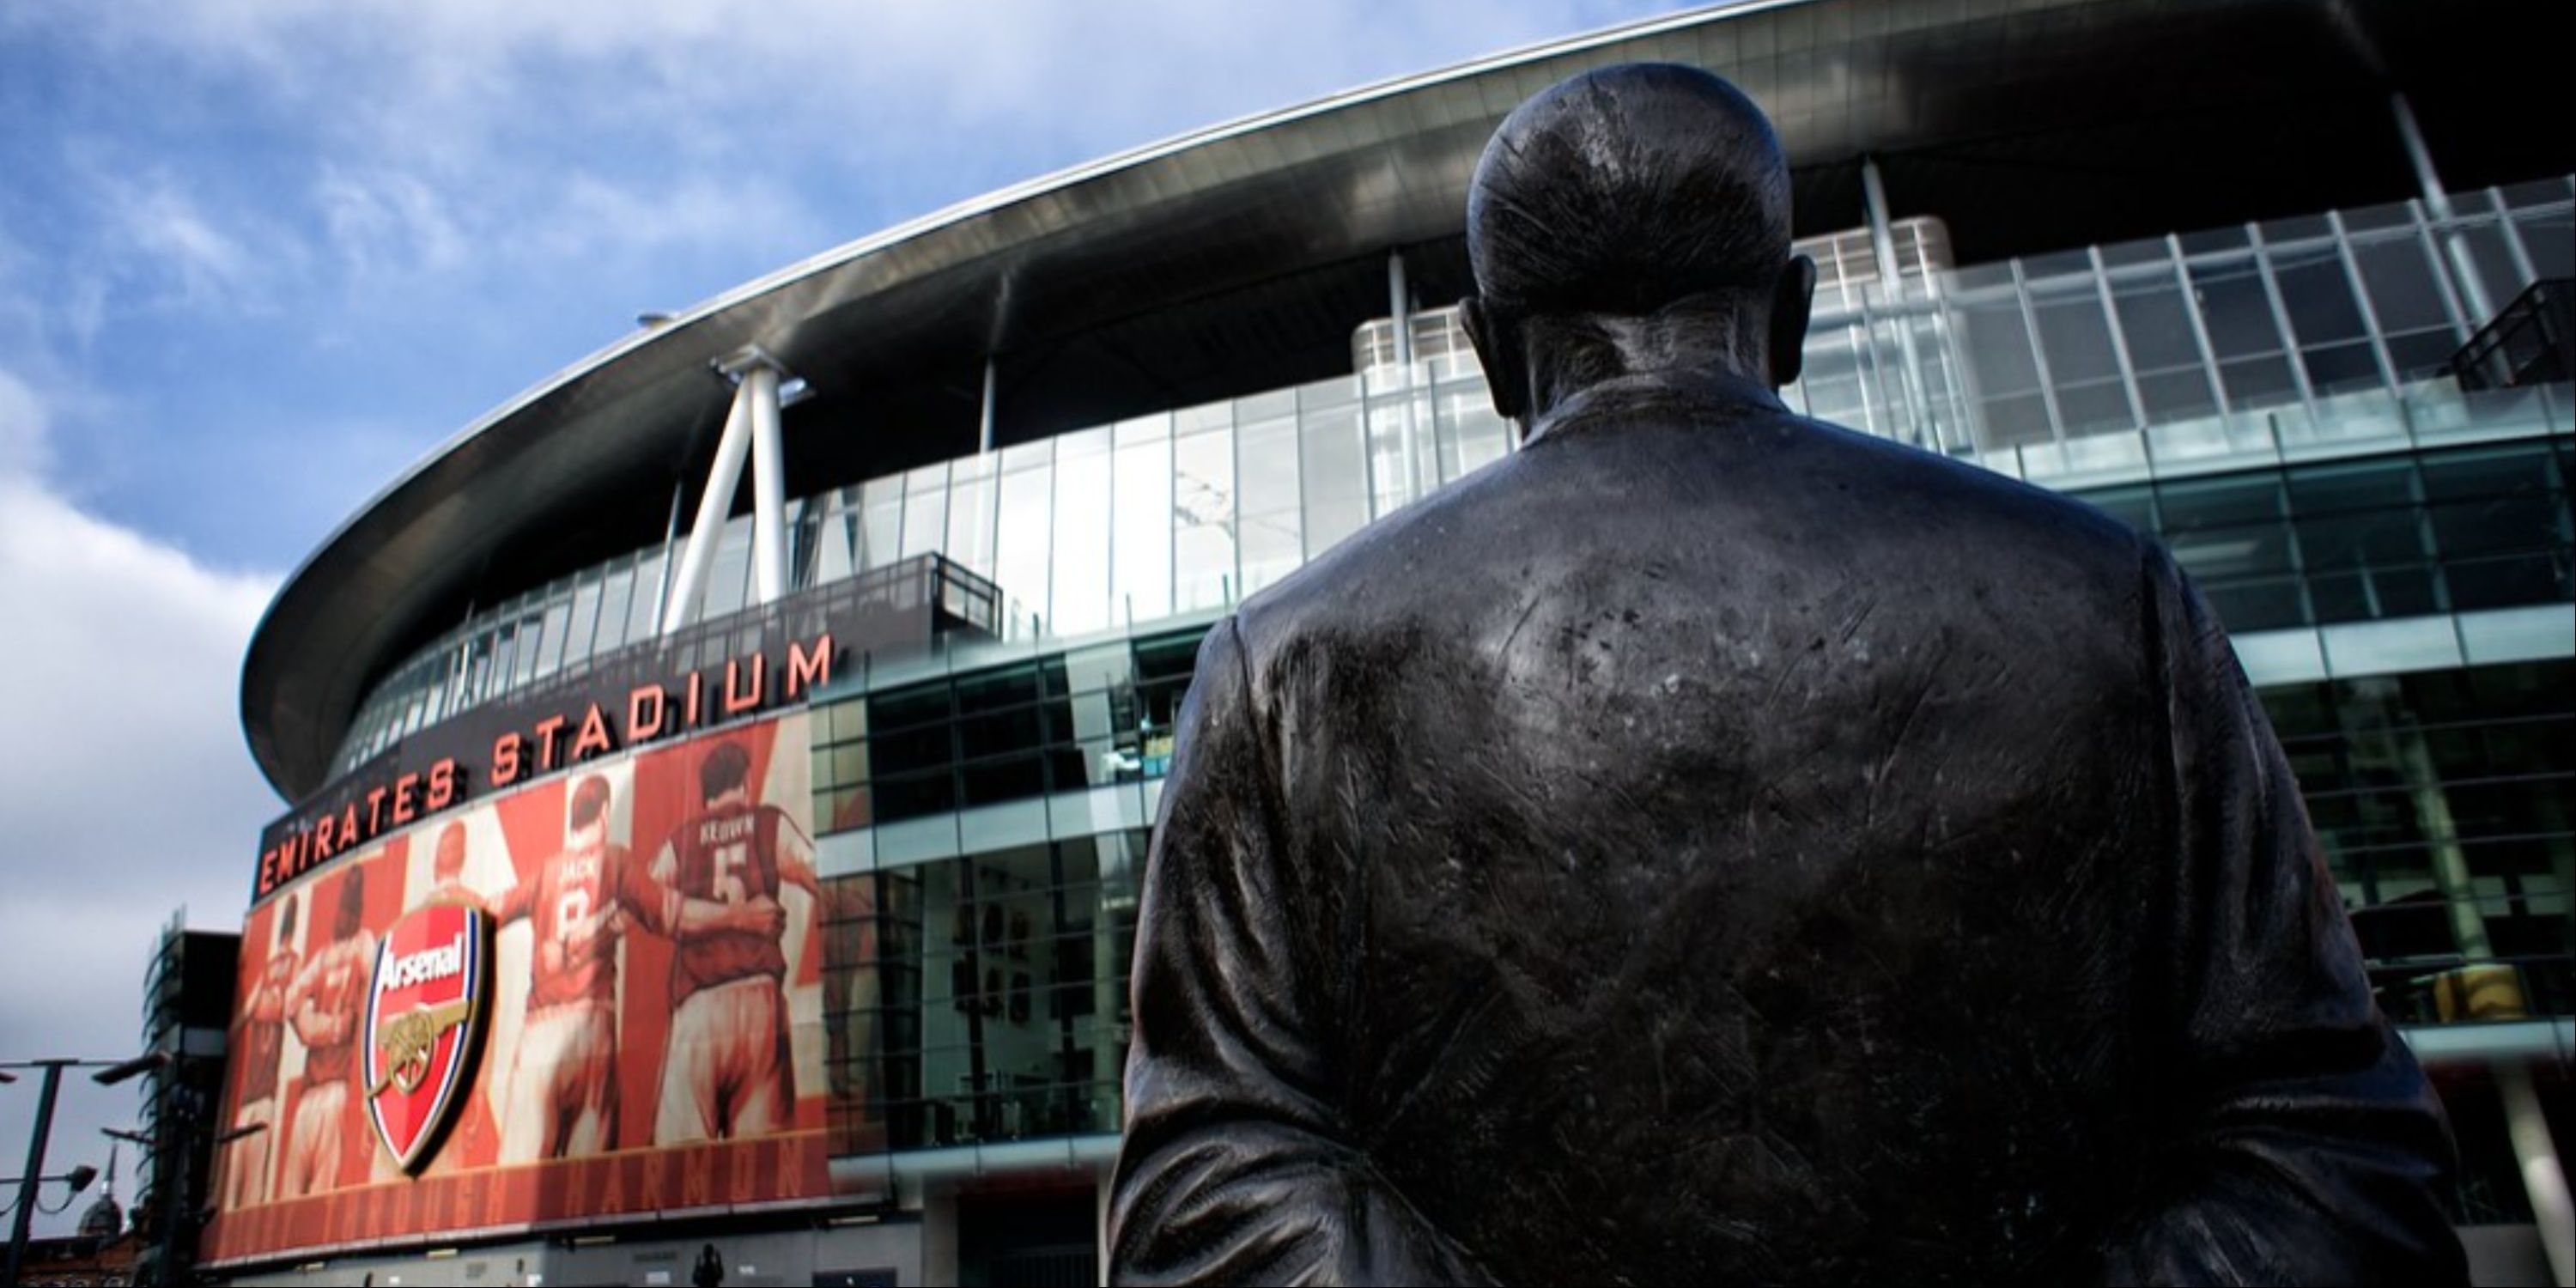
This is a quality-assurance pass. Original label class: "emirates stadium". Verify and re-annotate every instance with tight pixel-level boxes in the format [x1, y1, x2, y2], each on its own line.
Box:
[209, 0, 2573, 1283]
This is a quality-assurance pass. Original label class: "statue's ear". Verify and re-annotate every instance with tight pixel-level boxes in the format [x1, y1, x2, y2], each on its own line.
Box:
[1768, 254, 1817, 389]
[1460, 294, 1528, 422]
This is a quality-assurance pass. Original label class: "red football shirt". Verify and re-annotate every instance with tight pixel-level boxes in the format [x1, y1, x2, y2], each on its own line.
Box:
[494, 844, 677, 1011]
[236, 950, 297, 1104]
[292, 933, 374, 1085]
[661, 803, 793, 1005]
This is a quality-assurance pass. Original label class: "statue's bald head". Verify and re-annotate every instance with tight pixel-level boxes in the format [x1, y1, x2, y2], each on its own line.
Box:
[1461, 64, 1811, 420]
[1472, 64, 1789, 313]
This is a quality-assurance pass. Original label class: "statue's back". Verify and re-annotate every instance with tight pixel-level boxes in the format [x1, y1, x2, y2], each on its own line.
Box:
[1218, 380, 2172, 1280]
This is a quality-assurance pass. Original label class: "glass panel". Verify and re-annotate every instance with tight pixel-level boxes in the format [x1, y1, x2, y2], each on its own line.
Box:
[627, 550, 667, 641]
[511, 611, 543, 687]
[2111, 281, 2205, 374]
[2352, 235, 2455, 349]
[814, 489, 857, 586]
[946, 459, 999, 580]
[534, 594, 573, 678]
[787, 495, 821, 592]
[2510, 207, 2574, 282]
[1113, 431, 1174, 627]
[2301, 343, 2383, 397]
[2422, 446, 2573, 611]
[2031, 285, 2121, 386]
[1236, 413, 1303, 596]
[2272, 246, 2368, 343]
[902, 463, 951, 562]
[995, 453, 1054, 637]
[2136, 368, 2220, 423]
[2293, 459, 2436, 621]
[1299, 403, 1368, 558]
[2218, 355, 2299, 409]
[861, 476, 904, 571]
[2189, 256, 2288, 361]
[705, 514, 753, 618]
[594, 561, 635, 655]
[2055, 381, 2133, 437]
[563, 574, 602, 670]
[2160, 474, 2306, 630]
[1449, 383, 1511, 479]
[1953, 291, 2048, 449]
[1051, 434, 1114, 636]
[1172, 424, 1237, 612]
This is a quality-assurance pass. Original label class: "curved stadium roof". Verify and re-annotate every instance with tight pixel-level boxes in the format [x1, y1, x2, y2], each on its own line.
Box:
[242, 0, 2565, 799]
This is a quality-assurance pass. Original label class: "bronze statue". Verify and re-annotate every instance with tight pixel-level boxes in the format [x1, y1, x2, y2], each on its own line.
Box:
[1109, 64, 2464, 1285]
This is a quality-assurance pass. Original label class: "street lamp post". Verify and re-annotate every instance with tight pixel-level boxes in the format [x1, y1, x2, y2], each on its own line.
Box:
[3, 1060, 71, 1288]
[3, 1054, 162, 1288]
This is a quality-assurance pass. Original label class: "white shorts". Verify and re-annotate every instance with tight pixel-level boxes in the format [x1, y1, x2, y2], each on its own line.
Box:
[282, 1079, 347, 1197]
[655, 976, 787, 1144]
[223, 1096, 276, 1208]
[501, 1000, 619, 1162]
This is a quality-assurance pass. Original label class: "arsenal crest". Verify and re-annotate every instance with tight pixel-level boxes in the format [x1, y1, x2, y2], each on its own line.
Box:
[364, 902, 490, 1172]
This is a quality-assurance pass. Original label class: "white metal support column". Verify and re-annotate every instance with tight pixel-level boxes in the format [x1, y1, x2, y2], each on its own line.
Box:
[2503, 1061, 2574, 1286]
[979, 356, 999, 455]
[744, 360, 787, 605]
[2393, 94, 2497, 323]
[662, 347, 793, 635]
[1388, 250, 1424, 504]
[1863, 157, 1935, 447]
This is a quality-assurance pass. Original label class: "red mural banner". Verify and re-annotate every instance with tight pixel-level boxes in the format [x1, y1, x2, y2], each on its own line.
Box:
[204, 713, 841, 1266]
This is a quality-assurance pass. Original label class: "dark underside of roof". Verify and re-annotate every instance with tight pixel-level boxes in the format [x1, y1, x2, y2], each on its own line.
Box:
[246, 0, 2575, 801]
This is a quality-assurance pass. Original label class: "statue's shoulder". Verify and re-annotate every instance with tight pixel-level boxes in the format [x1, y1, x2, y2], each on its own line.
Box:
[1719, 408, 2143, 576]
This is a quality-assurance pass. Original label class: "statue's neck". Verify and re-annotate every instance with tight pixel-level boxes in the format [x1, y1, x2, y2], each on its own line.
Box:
[1524, 367, 1786, 443]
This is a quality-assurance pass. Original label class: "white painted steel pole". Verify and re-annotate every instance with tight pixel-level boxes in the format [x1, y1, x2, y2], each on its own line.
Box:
[1389, 250, 1423, 505]
[979, 356, 999, 455]
[660, 380, 755, 635]
[1863, 157, 1935, 447]
[2500, 1061, 2574, 1285]
[2393, 94, 2496, 322]
[746, 361, 787, 605]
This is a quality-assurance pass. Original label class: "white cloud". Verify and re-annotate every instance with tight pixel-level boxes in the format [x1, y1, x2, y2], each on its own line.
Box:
[315, 166, 468, 283]
[121, 179, 262, 303]
[0, 367, 283, 1233]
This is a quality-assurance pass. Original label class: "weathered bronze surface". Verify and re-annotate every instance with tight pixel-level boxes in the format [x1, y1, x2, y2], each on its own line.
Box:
[1109, 64, 2464, 1285]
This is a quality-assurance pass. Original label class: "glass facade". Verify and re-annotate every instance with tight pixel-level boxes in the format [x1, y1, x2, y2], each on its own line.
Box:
[811, 630, 1209, 1155]
[332, 179, 2573, 779]
[822, 832, 1142, 1156]
[2263, 660, 2576, 1025]
[2084, 439, 2573, 634]
[811, 629, 1201, 835]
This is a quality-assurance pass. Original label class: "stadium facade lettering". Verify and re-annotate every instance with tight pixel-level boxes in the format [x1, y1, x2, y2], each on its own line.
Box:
[254, 632, 834, 900]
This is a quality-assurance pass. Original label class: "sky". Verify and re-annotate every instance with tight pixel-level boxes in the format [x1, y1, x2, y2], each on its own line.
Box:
[0, 0, 1694, 1236]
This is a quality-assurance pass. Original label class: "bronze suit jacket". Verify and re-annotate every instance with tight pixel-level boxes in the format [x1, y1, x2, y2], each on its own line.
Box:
[1109, 373, 2463, 1285]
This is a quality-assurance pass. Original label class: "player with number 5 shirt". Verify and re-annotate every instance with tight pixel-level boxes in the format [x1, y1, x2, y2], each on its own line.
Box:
[649, 740, 820, 1144]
